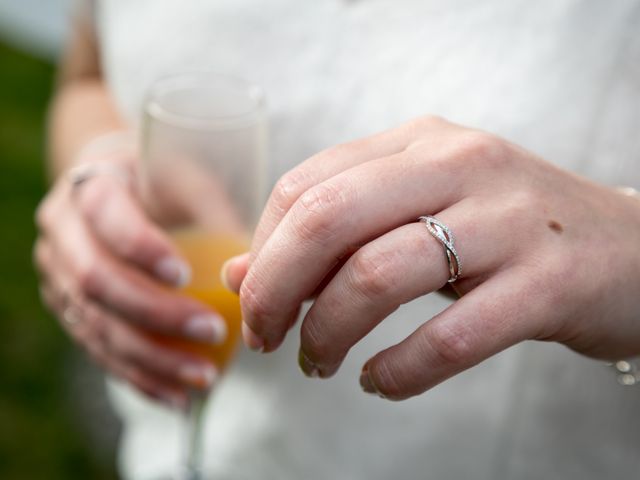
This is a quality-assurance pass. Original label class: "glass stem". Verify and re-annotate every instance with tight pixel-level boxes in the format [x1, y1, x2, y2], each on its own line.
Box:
[180, 390, 208, 480]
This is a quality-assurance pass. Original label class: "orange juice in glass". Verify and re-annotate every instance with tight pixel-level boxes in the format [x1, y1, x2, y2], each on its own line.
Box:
[154, 230, 248, 370]
[141, 72, 266, 480]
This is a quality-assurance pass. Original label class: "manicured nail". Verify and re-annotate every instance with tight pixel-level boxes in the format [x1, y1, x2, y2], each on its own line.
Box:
[359, 362, 384, 397]
[298, 348, 320, 378]
[155, 256, 191, 287]
[179, 363, 218, 389]
[242, 321, 264, 352]
[184, 314, 228, 345]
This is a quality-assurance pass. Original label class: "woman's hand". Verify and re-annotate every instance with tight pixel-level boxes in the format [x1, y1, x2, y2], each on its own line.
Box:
[225, 116, 640, 400]
[35, 146, 226, 408]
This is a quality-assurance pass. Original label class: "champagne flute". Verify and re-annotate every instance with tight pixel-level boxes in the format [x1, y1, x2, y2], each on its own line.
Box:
[140, 72, 267, 480]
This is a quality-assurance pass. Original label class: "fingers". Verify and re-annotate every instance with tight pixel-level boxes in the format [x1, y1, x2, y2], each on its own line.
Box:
[220, 252, 250, 293]
[75, 175, 191, 287]
[105, 361, 189, 410]
[223, 120, 425, 296]
[45, 205, 226, 343]
[359, 269, 549, 400]
[63, 297, 214, 399]
[92, 340, 189, 409]
[249, 119, 421, 262]
[37, 239, 217, 401]
[241, 146, 468, 350]
[35, 176, 224, 407]
[96, 308, 218, 390]
[298, 198, 508, 377]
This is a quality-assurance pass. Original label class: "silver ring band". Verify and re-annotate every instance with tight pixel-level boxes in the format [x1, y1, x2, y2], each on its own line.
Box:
[418, 216, 462, 283]
[67, 162, 131, 189]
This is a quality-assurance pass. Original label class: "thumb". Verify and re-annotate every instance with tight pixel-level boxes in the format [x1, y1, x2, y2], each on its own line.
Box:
[220, 252, 250, 294]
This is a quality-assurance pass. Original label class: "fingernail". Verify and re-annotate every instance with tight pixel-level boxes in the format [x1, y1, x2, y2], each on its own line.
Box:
[155, 256, 191, 287]
[359, 362, 384, 397]
[242, 321, 264, 352]
[298, 348, 319, 378]
[184, 314, 228, 345]
[221, 253, 250, 293]
[220, 257, 235, 292]
[179, 363, 218, 389]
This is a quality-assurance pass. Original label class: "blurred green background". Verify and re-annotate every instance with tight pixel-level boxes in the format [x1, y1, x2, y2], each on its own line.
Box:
[0, 40, 118, 479]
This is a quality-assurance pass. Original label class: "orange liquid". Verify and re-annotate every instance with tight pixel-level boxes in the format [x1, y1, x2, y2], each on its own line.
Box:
[153, 230, 248, 370]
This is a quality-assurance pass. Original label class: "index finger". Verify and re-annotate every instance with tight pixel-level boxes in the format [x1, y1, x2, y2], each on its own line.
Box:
[249, 120, 425, 262]
[47, 198, 228, 344]
[76, 175, 191, 287]
[222, 117, 453, 294]
[240, 148, 466, 351]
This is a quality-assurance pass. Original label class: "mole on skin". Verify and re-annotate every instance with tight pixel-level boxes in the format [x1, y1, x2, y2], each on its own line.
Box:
[548, 220, 563, 234]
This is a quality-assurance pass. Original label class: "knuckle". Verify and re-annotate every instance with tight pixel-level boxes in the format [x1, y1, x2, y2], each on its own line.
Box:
[424, 321, 474, 368]
[271, 169, 309, 216]
[399, 115, 450, 141]
[76, 262, 103, 298]
[319, 140, 365, 161]
[349, 246, 399, 299]
[120, 225, 151, 259]
[403, 115, 444, 135]
[291, 182, 349, 243]
[35, 199, 53, 230]
[126, 335, 166, 368]
[412, 114, 445, 130]
[130, 301, 167, 330]
[454, 131, 509, 169]
[77, 177, 112, 220]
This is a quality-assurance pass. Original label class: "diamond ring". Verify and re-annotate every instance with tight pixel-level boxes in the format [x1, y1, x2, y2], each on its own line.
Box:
[418, 216, 462, 283]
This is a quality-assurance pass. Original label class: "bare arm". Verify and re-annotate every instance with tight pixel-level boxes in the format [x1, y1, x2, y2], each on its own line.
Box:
[47, 9, 124, 177]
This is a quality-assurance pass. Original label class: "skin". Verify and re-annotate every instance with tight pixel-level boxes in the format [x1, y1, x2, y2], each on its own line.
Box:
[35, 14, 224, 408]
[223, 116, 640, 401]
[37, 13, 640, 405]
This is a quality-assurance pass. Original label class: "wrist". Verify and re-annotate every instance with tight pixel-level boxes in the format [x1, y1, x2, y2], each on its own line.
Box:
[66, 131, 137, 189]
[71, 130, 137, 169]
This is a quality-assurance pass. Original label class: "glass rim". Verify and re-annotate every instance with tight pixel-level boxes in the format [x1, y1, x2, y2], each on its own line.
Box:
[144, 71, 266, 130]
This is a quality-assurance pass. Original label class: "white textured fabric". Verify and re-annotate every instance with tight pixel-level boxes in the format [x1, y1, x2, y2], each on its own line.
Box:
[94, 1, 640, 478]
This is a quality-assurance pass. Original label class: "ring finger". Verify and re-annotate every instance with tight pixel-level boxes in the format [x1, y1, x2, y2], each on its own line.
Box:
[298, 196, 525, 377]
[40, 272, 192, 406]
[38, 238, 219, 391]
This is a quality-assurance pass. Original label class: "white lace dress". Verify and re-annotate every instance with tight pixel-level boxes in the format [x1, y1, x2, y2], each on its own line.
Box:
[92, 1, 640, 478]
